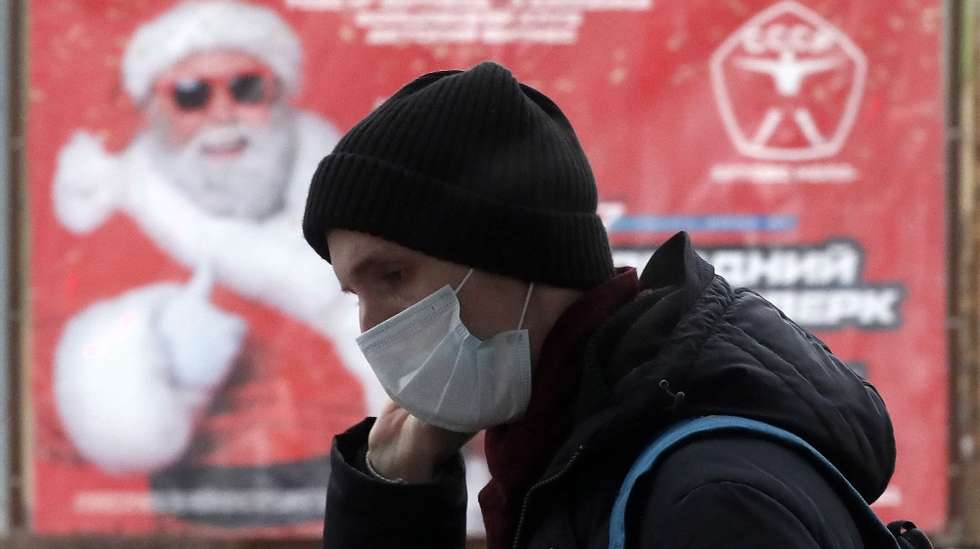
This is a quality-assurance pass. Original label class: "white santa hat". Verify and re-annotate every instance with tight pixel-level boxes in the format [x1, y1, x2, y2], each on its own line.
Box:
[122, 0, 302, 104]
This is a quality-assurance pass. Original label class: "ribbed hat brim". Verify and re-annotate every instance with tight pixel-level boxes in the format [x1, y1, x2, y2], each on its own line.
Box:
[303, 152, 614, 289]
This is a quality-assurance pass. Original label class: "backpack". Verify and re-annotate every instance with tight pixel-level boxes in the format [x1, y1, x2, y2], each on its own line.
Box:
[608, 415, 934, 549]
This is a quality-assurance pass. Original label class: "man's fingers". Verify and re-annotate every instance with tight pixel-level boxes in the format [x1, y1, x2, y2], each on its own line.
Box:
[185, 266, 214, 300]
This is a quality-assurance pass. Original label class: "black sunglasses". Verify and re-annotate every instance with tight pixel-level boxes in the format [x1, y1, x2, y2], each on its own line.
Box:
[171, 73, 273, 111]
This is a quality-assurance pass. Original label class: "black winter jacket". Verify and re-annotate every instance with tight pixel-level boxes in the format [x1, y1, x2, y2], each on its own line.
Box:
[322, 232, 897, 549]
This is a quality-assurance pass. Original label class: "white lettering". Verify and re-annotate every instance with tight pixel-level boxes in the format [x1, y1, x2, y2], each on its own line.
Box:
[75, 489, 325, 515]
[290, 0, 651, 44]
[710, 163, 858, 185]
[763, 288, 901, 329]
[702, 242, 861, 288]
[740, 23, 837, 55]
[611, 241, 904, 331]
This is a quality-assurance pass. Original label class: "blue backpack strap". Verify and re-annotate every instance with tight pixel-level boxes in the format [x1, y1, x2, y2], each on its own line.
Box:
[608, 415, 899, 549]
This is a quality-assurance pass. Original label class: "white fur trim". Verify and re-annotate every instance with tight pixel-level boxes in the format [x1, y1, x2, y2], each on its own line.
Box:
[117, 111, 388, 415]
[55, 284, 203, 473]
[122, 0, 302, 103]
[53, 131, 125, 234]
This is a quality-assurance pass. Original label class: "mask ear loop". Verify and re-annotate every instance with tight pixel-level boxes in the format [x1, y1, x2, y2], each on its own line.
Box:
[455, 268, 475, 294]
[517, 283, 534, 330]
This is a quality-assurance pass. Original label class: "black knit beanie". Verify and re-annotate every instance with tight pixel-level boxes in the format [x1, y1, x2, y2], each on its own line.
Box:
[302, 61, 614, 289]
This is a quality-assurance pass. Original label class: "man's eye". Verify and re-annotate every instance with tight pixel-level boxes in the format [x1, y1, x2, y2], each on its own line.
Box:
[382, 270, 402, 284]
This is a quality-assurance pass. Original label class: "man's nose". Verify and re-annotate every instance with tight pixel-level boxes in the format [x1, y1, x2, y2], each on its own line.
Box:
[359, 304, 375, 334]
[204, 88, 237, 124]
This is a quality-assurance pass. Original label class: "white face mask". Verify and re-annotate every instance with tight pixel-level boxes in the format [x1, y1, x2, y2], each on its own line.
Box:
[355, 269, 534, 433]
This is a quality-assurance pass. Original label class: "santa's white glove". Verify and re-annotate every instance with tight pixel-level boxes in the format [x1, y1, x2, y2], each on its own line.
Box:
[53, 130, 124, 234]
[157, 267, 246, 394]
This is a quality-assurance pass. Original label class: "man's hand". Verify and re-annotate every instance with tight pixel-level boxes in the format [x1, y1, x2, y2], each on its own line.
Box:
[367, 401, 475, 483]
[157, 267, 246, 393]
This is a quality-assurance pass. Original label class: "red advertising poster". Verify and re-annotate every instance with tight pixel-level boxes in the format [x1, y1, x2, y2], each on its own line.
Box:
[28, 0, 946, 536]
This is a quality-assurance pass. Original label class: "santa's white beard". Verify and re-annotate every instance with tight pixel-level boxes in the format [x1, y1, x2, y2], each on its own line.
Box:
[147, 108, 297, 220]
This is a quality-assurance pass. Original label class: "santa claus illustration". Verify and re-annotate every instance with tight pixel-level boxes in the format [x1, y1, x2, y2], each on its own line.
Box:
[48, 0, 389, 527]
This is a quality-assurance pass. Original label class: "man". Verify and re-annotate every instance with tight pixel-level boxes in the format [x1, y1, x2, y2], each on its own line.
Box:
[47, 0, 378, 528]
[304, 61, 901, 547]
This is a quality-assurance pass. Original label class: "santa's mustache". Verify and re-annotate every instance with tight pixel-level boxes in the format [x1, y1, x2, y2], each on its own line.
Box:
[185, 125, 256, 158]
[153, 118, 294, 176]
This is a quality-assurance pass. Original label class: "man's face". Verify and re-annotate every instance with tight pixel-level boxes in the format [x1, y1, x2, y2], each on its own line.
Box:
[327, 229, 532, 339]
[145, 50, 296, 219]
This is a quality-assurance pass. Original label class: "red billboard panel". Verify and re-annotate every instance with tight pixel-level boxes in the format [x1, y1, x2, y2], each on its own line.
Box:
[28, 0, 946, 536]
